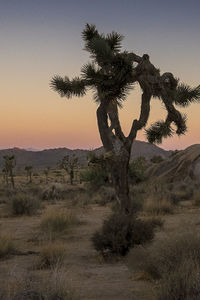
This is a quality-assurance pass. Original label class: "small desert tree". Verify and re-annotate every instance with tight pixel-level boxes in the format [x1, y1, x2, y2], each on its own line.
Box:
[25, 165, 33, 183]
[3, 155, 16, 188]
[51, 24, 200, 214]
[2, 168, 8, 185]
[44, 167, 50, 184]
[59, 155, 78, 185]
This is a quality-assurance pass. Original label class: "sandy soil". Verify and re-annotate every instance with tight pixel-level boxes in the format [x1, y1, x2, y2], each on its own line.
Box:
[0, 198, 199, 300]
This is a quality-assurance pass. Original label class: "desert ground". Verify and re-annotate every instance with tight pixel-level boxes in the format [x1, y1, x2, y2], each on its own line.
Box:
[0, 146, 200, 300]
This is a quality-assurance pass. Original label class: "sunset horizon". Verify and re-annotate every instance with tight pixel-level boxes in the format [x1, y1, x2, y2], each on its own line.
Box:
[1, 0, 199, 151]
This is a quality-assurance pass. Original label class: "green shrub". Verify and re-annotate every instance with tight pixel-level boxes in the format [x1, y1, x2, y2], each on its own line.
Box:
[92, 213, 155, 257]
[129, 156, 147, 184]
[80, 168, 108, 189]
[10, 193, 41, 215]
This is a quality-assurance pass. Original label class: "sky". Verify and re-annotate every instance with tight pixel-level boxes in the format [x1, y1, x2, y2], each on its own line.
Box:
[0, 0, 200, 150]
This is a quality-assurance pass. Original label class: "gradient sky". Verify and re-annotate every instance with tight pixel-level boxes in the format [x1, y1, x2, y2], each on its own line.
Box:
[0, 0, 200, 150]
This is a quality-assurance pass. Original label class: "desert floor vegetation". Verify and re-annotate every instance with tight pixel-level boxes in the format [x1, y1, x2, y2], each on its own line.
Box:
[37, 242, 67, 269]
[40, 208, 79, 239]
[0, 267, 77, 300]
[0, 233, 16, 259]
[0, 171, 200, 299]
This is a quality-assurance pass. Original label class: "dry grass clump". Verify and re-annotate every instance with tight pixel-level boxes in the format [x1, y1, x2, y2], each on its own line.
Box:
[42, 267, 77, 299]
[170, 185, 193, 204]
[0, 268, 76, 300]
[0, 187, 14, 204]
[37, 242, 67, 269]
[0, 234, 16, 259]
[9, 192, 41, 216]
[158, 258, 200, 300]
[144, 197, 173, 215]
[40, 209, 79, 237]
[144, 216, 164, 228]
[192, 188, 200, 206]
[128, 231, 200, 299]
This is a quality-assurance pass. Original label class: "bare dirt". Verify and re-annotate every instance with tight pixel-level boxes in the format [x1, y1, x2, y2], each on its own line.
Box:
[0, 197, 199, 299]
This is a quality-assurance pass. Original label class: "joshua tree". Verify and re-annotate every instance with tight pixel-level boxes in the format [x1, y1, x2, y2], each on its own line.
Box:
[59, 155, 78, 185]
[51, 24, 200, 214]
[3, 155, 16, 188]
[44, 167, 50, 184]
[25, 165, 33, 183]
[2, 168, 8, 185]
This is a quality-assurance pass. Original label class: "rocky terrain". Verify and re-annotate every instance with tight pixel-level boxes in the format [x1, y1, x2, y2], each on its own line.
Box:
[146, 144, 200, 182]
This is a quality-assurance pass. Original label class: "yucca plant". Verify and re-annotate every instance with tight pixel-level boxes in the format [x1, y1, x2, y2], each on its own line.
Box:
[51, 24, 200, 214]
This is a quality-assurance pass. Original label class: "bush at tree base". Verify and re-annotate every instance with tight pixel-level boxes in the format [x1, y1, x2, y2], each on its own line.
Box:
[92, 213, 155, 257]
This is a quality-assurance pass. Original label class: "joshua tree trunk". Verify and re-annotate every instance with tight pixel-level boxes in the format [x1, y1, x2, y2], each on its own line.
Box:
[70, 170, 74, 185]
[97, 89, 151, 214]
[97, 103, 133, 214]
[111, 154, 131, 213]
[29, 172, 32, 183]
[10, 169, 15, 188]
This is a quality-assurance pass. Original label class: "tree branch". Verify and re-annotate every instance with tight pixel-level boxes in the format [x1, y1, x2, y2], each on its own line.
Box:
[107, 102, 125, 142]
[96, 103, 114, 151]
[128, 91, 151, 142]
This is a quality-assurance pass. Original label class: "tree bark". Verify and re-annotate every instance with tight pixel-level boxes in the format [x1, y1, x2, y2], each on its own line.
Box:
[10, 169, 15, 188]
[110, 151, 131, 214]
[97, 103, 133, 214]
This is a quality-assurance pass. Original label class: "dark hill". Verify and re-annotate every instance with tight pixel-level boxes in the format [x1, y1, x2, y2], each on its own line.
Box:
[0, 141, 170, 170]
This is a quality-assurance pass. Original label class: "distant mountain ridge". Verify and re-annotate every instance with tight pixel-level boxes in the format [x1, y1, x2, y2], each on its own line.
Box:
[0, 140, 171, 170]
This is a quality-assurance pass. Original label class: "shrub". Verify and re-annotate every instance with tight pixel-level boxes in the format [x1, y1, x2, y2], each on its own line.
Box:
[37, 243, 67, 268]
[80, 168, 108, 189]
[0, 234, 16, 259]
[9, 193, 41, 215]
[170, 189, 193, 204]
[92, 213, 155, 257]
[144, 197, 173, 215]
[91, 186, 115, 206]
[42, 184, 63, 201]
[192, 188, 200, 206]
[0, 268, 76, 300]
[150, 155, 164, 163]
[40, 209, 78, 237]
[129, 156, 147, 183]
[128, 231, 200, 280]
[158, 258, 200, 300]
[145, 216, 164, 228]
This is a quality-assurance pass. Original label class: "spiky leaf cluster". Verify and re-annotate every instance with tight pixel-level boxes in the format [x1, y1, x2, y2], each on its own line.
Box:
[50, 75, 86, 98]
[145, 121, 174, 144]
[51, 24, 135, 105]
[174, 84, 200, 107]
[51, 24, 200, 146]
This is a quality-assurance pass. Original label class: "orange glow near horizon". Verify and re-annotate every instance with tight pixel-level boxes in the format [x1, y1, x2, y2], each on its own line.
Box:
[1, 2, 200, 151]
[0, 80, 199, 150]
